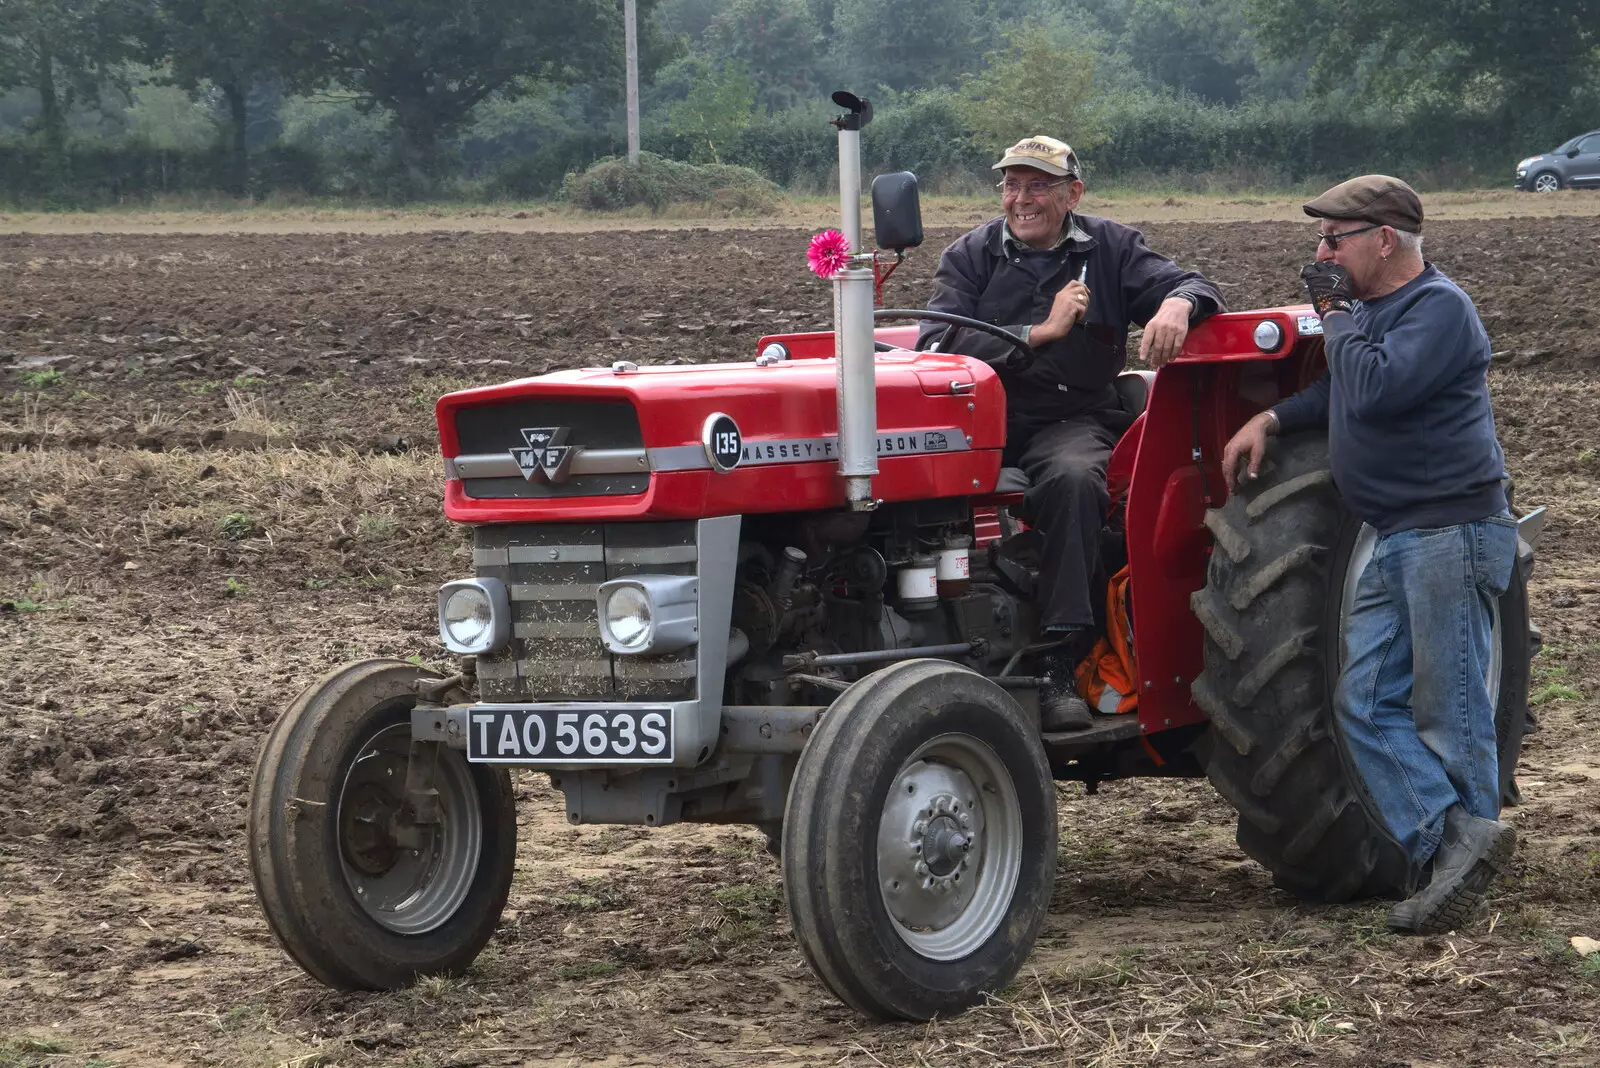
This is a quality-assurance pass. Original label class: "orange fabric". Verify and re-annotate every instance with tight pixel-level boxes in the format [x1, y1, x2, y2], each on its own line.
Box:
[1075, 565, 1138, 715]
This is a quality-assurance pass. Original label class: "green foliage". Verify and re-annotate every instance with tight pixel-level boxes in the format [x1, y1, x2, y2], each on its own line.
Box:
[487, 131, 624, 198]
[1120, 0, 1261, 105]
[1249, 0, 1599, 115]
[217, 512, 259, 540]
[19, 369, 65, 388]
[0, 1035, 71, 1068]
[832, 0, 980, 92]
[0, 0, 139, 151]
[0, 138, 323, 205]
[561, 151, 781, 212]
[122, 81, 217, 151]
[268, 0, 666, 193]
[957, 26, 1106, 155]
[1531, 682, 1581, 706]
[700, 0, 826, 114]
[657, 59, 757, 163]
[4, 0, 1595, 204]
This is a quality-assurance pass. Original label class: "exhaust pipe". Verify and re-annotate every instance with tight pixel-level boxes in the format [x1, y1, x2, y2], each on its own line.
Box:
[830, 92, 877, 512]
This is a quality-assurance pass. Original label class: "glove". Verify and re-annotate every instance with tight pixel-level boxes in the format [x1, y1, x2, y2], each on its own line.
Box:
[1301, 262, 1355, 317]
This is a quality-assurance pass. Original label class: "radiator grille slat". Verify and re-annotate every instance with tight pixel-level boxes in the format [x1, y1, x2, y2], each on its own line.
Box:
[475, 521, 698, 702]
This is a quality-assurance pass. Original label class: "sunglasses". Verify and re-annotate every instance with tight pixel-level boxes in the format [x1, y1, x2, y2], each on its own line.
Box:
[1318, 223, 1382, 251]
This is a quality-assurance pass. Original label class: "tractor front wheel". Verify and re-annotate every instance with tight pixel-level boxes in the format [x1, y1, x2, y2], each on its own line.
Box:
[1191, 433, 1530, 901]
[248, 659, 518, 989]
[782, 660, 1057, 1020]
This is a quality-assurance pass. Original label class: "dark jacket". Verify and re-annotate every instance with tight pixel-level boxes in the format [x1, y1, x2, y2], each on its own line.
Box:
[917, 214, 1225, 434]
[1273, 264, 1507, 534]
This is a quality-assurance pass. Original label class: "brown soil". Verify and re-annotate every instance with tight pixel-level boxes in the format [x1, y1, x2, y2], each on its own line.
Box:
[2, 218, 1598, 1068]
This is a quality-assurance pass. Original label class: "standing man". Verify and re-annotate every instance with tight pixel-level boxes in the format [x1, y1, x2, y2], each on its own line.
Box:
[919, 135, 1225, 731]
[1222, 176, 1518, 934]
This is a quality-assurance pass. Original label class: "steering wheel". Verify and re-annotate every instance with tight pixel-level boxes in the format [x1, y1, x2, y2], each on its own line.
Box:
[871, 308, 1038, 367]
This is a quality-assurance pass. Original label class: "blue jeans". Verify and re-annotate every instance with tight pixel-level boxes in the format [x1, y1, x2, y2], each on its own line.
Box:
[1335, 514, 1519, 876]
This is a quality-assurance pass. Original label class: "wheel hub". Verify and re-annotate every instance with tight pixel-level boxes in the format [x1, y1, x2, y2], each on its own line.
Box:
[879, 764, 986, 932]
[336, 725, 481, 936]
[341, 784, 401, 876]
[918, 798, 975, 878]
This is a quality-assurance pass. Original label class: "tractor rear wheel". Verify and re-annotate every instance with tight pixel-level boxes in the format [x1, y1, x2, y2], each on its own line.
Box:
[782, 660, 1056, 1020]
[1191, 433, 1530, 901]
[249, 659, 518, 988]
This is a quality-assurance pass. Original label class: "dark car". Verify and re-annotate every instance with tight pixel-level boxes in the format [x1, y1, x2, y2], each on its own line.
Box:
[1515, 130, 1600, 191]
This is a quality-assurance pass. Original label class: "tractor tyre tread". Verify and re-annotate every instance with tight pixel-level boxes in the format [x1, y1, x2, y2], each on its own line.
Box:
[248, 658, 517, 990]
[1194, 434, 1403, 901]
[1192, 432, 1530, 903]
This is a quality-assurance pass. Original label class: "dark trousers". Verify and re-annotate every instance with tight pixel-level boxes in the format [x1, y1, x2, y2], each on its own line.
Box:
[1006, 414, 1118, 631]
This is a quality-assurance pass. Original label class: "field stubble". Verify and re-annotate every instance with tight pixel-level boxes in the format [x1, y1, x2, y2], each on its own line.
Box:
[1, 216, 1598, 1067]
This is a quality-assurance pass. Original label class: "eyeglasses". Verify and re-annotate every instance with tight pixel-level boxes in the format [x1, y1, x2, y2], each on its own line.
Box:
[999, 178, 1073, 198]
[1318, 223, 1382, 251]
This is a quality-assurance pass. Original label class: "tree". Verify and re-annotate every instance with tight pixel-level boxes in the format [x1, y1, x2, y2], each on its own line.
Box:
[0, 0, 135, 153]
[1119, 0, 1259, 105]
[701, 0, 824, 114]
[271, 0, 654, 192]
[1250, 0, 1600, 120]
[658, 58, 757, 162]
[832, 0, 979, 93]
[143, 0, 288, 195]
[957, 28, 1105, 156]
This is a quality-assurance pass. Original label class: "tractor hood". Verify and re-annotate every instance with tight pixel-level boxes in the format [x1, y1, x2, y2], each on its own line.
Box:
[436, 351, 1006, 523]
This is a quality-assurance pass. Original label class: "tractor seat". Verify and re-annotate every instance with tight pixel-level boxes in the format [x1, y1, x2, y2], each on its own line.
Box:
[994, 370, 1153, 494]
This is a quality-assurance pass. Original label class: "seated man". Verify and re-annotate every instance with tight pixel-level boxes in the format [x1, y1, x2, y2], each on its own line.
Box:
[919, 136, 1225, 730]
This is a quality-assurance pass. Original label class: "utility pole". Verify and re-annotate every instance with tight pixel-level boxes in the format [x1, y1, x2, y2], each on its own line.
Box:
[625, 0, 640, 164]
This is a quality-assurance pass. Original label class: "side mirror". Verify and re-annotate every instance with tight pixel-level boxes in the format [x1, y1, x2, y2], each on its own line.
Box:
[871, 171, 923, 252]
[1568, 148, 1581, 158]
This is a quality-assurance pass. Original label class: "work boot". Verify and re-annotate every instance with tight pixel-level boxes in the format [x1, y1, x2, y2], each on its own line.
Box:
[1387, 806, 1516, 935]
[1039, 645, 1093, 731]
[1041, 686, 1093, 731]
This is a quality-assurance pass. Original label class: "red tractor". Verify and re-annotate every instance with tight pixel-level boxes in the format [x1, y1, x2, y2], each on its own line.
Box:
[248, 93, 1543, 1020]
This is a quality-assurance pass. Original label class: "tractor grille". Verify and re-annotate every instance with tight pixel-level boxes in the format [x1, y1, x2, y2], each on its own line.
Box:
[473, 521, 698, 702]
[454, 398, 648, 499]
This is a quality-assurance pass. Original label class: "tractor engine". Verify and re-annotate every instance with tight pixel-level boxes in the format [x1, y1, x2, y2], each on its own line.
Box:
[727, 501, 1034, 707]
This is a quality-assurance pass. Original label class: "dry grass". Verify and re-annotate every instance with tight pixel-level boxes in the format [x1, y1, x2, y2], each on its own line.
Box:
[0, 444, 464, 590]
[0, 393, 75, 437]
[839, 926, 1594, 1066]
[223, 388, 288, 439]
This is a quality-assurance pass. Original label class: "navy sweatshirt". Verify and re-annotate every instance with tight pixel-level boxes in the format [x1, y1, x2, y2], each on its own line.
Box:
[1272, 264, 1506, 534]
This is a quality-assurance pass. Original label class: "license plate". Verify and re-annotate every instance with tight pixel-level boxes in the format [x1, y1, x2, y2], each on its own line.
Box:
[465, 706, 674, 764]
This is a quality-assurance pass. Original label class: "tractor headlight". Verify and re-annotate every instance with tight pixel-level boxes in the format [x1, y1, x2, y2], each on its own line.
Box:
[437, 578, 510, 655]
[1252, 319, 1284, 352]
[603, 585, 653, 649]
[596, 576, 699, 655]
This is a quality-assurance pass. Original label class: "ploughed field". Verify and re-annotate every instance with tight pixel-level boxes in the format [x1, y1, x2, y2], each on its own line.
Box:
[2, 219, 1598, 1067]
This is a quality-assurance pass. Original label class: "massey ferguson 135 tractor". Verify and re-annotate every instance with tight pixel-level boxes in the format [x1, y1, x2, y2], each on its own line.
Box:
[249, 92, 1544, 1021]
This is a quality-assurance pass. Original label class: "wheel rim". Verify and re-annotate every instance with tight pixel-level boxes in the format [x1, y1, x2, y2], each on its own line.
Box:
[1534, 174, 1559, 192]
[876, 732, 1023, 961]
[1339, 524, 1502, 695]
[337, 723, 483, 935]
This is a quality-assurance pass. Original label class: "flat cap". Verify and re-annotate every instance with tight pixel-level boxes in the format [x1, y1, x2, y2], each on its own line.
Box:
[1303, 175, 1422, 233]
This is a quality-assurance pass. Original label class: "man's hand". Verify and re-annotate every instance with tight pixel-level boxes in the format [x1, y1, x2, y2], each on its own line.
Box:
[1222, 410, 1279, 491]
[1029, 280, 1091, 345]
[1301, 262, 1355, 317]
[1138, 296, 1193, 368]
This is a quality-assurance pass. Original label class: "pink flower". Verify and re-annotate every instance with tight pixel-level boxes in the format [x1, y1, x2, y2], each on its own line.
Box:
[807, 229, 851, 279]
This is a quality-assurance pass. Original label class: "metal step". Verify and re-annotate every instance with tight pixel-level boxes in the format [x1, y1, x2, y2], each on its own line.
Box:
[1041, 715, 1143, 753]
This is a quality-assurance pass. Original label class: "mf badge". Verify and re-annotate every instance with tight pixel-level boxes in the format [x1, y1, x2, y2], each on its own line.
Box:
[511, 426, 576, 483]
